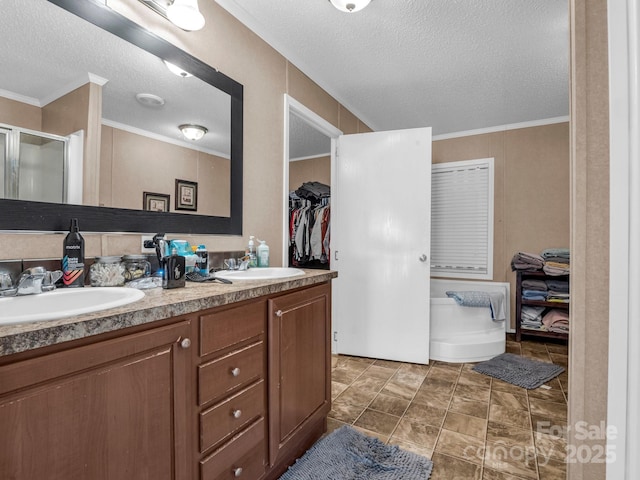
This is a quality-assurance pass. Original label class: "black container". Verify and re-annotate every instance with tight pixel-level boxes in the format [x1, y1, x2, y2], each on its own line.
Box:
[62, 218, 85, 287]
[163, 249, 185, 289]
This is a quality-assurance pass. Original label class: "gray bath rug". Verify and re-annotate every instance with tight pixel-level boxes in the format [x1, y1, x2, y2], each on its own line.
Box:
[472, 352, 564, 389]
[278, 426, 433, 480]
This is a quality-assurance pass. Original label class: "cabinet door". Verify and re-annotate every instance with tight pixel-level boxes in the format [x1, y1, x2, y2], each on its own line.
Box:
[0, 321, 192, 480]
[268, 283, 331, 466]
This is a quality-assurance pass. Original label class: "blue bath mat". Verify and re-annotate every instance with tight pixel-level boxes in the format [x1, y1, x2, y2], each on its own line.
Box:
[279, 426, 433, 479]
[472, 352, 564, 389]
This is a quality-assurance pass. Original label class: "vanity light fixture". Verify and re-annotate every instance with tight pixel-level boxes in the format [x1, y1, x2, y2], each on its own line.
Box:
[166, 0, 205, 31]
[163, 60, 193, 78]
[140, 0, 205, 31]
[329, 0, 371, 12]
[179, 124, 208, 141]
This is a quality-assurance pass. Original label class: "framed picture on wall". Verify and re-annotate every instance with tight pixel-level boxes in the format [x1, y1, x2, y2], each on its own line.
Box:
[175, 179, 198, 211]
[143, 192, 170, 212]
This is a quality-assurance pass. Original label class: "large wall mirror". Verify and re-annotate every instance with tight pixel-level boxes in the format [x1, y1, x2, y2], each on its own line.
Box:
[0, 0, 242, 234]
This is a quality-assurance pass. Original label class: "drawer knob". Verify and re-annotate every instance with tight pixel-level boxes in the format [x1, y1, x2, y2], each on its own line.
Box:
[276, 309, 283, 317]
[233, 467, 243, 477]
[231, 367, 241, 377]
[180, 338, 191, 349]
[232, 409, 242, 419]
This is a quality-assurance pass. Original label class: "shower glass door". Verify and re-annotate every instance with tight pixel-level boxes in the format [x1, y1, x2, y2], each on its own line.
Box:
[18, 131, 66, 203]
[0, 127, 68, 203]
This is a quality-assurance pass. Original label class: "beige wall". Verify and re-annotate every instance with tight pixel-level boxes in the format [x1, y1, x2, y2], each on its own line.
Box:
[433, 122, 571, 327]
[42, 83, 103, 206]
[289, 156, 331, 192]
[0, 97, 41, 131]
[569, 0, 610, 479]
[100, 125, 230, 217]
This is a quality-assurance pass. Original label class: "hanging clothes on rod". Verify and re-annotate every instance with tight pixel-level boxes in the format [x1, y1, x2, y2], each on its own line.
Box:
[289, 183, 331, 269]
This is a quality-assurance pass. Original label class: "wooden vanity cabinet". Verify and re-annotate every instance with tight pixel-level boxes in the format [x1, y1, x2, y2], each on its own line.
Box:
[0, 320, 193, 480]
[266, 282, 332, 477]
[0, 279, 333, 480]
[195, 281, 332, 480]
[196, 299, 269, 480]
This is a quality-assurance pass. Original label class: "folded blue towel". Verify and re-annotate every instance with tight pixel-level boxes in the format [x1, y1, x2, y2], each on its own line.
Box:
[522, 289, 548, 301]
[446, 290, 506, 321]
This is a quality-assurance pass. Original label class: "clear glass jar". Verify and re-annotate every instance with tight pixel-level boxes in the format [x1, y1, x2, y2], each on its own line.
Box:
[122, 254, 151, 282]
[90, 256, 125, 287]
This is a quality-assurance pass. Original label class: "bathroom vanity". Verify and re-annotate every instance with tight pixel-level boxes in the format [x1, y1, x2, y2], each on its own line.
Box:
[0, 270, 335, 480]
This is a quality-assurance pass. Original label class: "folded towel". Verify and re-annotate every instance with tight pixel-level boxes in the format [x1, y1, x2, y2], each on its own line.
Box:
[521, 305, 545, 321]
[446, 290, 506, 321]
[546, 279, 569, 292]
[541, 248, 570, 260]
[511, 252, 544, 271]
[522, 279, 548, 291]
[522, 290, 548, 301]
[542, 309, 570, 333]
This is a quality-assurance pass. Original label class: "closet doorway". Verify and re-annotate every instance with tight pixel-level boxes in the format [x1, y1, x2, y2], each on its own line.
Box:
[282, 95, 341, 271]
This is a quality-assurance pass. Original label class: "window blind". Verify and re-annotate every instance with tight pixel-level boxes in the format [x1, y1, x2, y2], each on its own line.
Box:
[431, 158, 494, 279]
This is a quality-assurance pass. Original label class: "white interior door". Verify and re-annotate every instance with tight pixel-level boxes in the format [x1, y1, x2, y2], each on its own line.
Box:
[333, 127, 432, 364]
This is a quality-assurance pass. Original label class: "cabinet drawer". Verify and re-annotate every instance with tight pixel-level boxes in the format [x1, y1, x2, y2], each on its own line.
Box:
[200, 417, 266, 480]
[199, 342, 264, 405]
[200, 301, 265, 357]
[201, 379, 265, 453]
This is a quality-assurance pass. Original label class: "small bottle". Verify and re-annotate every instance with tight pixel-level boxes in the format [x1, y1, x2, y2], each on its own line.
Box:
[196, 245, 209, 274]
[62, 218, 85, 287]
[247, 236, 257, 268]
[257, 240, 269, 268]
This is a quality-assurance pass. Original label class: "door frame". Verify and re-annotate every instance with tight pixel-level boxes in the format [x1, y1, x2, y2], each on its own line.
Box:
[282, 94, 342, 266]
[606, 0, 639, 477]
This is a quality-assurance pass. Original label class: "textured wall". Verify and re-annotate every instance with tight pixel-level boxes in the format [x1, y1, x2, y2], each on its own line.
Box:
[289, 156, 331, 192]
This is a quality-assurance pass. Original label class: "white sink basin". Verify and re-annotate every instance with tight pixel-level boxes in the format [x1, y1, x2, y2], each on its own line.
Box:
[0, 287, 145, 325]
[215, 267, 305, 281]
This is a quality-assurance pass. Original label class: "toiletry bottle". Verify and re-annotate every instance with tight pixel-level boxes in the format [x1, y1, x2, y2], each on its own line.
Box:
[196, 244, 208, 274]
[257, 239, 270, 267]
[163, 247, 186, 289]
[247, 236, 257, 267]
[62, 218, 85, 287]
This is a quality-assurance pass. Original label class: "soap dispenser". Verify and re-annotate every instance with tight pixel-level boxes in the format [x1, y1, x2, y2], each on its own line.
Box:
[257, 239, 269, 268]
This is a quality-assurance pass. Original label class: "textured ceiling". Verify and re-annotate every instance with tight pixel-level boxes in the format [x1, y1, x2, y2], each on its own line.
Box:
[0, 0, 230, 157]
[216, 0, 569, 135]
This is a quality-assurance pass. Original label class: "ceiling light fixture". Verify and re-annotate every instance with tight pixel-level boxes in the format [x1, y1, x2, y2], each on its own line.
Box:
[135, 93, 165, 107]
[179, 124, 208, 141]
[329, 0, 371, 13]
[166, 0, 205, 31]
[163, 60, 193, 78]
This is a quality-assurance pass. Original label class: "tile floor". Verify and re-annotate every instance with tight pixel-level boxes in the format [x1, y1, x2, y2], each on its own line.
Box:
[328, 336, 568, 480]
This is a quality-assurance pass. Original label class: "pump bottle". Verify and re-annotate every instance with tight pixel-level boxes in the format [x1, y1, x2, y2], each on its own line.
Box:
[257, 240, 270, 267]
[62, 218, 85, 287]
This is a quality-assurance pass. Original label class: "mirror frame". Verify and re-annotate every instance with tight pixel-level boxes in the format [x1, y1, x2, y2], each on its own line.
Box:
[0, 0, 243, 235]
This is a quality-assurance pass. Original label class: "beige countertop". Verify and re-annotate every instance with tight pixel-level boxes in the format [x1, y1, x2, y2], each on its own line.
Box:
[0, 269, 337, 357]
